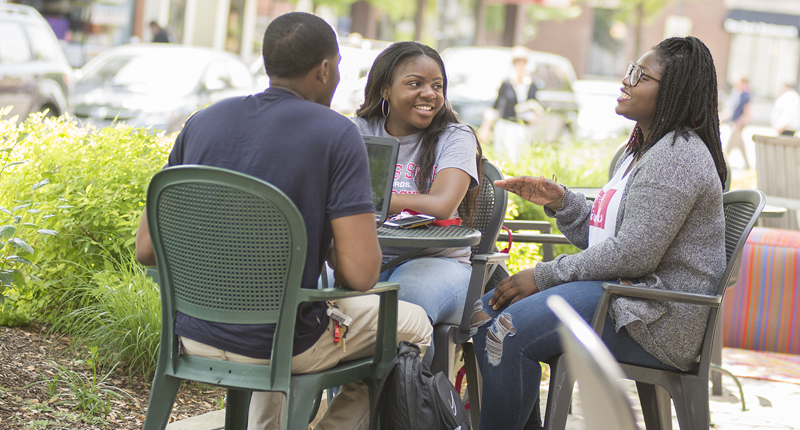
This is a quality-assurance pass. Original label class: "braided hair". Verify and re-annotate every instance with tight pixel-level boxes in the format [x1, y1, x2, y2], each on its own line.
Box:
[357, 41, 484, 221]
[626, 36, 727, 188]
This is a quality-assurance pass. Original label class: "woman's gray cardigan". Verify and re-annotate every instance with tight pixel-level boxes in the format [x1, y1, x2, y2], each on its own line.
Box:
[534, 130, 726, 370]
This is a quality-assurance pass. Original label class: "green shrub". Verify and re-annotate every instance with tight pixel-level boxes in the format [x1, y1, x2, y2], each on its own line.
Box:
[485, 136, 620, 267]
[0, 111, 170, 323]
[0, 110, 67, 324]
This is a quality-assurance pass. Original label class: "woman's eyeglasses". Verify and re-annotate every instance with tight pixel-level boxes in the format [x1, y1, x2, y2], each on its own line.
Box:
[625, 62, 661, 87]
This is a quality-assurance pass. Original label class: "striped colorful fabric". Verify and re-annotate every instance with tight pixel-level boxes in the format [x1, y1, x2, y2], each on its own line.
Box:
[722, 227, 800, 355]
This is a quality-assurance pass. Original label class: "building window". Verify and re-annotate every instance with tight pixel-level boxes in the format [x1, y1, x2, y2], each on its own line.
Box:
[727, 33, 799, 98]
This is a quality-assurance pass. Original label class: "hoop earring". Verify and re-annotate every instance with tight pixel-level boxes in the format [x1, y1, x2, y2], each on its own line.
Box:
[381, 99, 390, 118]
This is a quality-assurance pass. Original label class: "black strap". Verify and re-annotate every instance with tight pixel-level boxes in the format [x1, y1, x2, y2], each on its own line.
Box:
[368, 359, 399, 430]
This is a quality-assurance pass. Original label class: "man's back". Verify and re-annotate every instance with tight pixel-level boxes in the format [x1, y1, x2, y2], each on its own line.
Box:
[168, 87, 374, 359]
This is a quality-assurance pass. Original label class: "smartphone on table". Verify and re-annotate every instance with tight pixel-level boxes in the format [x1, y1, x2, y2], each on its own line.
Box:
[383, 213, 435, 228]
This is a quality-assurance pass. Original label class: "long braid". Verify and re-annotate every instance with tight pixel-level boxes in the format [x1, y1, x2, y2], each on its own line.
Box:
[626, 36, 727, 188]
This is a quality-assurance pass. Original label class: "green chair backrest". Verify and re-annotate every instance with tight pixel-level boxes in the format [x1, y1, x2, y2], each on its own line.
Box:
[147, 165, 308, 371]
[459, 158, 508, 257]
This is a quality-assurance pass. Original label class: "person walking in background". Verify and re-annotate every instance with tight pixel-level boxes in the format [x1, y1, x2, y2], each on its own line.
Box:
[149, 21, 171, 43]
[722, 77, 751, 169]
[771, 82, 800, 137]
[478, 46, 543, 157]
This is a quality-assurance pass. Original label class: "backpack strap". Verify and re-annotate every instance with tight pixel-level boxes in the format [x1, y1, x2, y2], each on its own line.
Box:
[368, 358, 400, 430]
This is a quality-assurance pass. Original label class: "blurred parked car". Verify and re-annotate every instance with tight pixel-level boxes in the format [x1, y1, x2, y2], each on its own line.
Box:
[251, 43, 386, 116]
[572, 79, 633, 140]
[74, 44, 256, 133]
[0, 3, 73, 122]
[441, 46, 579, 139]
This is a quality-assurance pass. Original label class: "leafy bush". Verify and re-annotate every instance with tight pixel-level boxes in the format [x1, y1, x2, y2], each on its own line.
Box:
[0, 109, 67, 324]
[0, 111, 170, 324]
[484, 136, 620, 269]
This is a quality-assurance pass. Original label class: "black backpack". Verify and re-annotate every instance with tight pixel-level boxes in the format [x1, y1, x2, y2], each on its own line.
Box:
[369, 341, 470, 430]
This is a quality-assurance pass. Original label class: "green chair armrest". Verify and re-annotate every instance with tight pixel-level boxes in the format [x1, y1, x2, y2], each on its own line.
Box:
[297, 282, 399, 302]
[472, 252, 510, 264]
[503, 220, 554, 232]
[601, 282, 722, 306]
[498, 232, 572, 245]
[591, 282, 721, 335]
[297, 282, 399, 376]
[145, 266, 159, 284]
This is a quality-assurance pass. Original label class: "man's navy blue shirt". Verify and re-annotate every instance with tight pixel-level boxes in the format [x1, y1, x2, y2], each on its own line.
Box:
[168, 87, 374, 359]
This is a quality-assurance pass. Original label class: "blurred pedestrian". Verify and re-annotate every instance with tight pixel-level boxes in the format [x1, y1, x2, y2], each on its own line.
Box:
[149, 21, 171, 43]
[478, 46, 543, 157]
[721, 77, 751, 169]
[770, 82, 800, 137]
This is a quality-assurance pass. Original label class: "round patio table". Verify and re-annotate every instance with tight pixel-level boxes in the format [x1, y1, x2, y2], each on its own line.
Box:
[377, 224, 481, 271]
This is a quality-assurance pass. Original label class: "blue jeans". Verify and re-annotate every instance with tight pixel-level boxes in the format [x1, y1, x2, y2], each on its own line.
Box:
[471, 280, 670, 430]
[379, 257, 471, 326]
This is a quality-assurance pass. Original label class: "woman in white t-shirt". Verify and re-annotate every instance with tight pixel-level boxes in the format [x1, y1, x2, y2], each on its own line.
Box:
[470, 36, 729, 430]
[351, 41, 483, 330]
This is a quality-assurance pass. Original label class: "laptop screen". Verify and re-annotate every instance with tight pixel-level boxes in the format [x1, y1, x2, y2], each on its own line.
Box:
[363, 135, 399, 224]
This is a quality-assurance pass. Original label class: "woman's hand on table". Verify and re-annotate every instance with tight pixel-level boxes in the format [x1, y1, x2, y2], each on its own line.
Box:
[494, 175, 564, 208]
[489, 268, 539, 310]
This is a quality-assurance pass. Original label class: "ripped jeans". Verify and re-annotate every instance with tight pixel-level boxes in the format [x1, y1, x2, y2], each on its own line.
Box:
[470, 280, 667, 430]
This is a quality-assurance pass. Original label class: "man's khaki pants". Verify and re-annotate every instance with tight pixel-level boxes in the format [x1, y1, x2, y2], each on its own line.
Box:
[180, 295, 432, 430]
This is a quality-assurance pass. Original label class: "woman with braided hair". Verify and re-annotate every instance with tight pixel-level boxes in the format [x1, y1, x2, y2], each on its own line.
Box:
[469, 36, 727, 429]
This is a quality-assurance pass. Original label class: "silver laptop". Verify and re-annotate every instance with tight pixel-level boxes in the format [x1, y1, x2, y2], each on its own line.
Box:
[363, 135, 399, 225]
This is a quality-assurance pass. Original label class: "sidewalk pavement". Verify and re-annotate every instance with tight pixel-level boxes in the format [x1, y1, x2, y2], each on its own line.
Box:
[166, 374, 800, 430]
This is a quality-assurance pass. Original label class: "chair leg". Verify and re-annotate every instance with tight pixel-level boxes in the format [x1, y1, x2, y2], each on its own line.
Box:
[429, 324, 458, 382]
[636, 382, 672, 430]
[542, 355, 575, 430]
[287, 388, 325, 430]
[671, 379, 709, 430]
[142, 373, 182, 430]
[711, 309, 724, 396]
[309, 390, 324, 424]
[462, 342, 482, 428]
[225, 389, 252, 430]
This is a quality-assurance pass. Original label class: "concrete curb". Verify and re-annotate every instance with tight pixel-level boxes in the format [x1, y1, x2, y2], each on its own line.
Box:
[165, 409, 225, 430]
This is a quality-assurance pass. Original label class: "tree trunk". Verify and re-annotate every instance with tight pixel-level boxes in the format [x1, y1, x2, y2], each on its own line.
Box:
[633, 1, 644, 59]
[415, 0, 427, 42]
[502, 3, 519, 47]
[350, 0, 377, 39]
[474, 0, 486, 45]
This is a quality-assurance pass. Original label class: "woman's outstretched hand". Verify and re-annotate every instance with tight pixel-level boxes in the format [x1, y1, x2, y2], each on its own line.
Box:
[494, 175, 564, 207]
[489, 268, 539, 310]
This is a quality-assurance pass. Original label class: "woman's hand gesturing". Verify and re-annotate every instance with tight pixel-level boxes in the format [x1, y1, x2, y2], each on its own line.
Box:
[494, 176, 564, 207]
[489, 268, 539, 310]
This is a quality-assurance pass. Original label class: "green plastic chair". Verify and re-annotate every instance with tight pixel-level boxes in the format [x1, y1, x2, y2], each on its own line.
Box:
[142, 165, 398, 430]
[430, 158, 509, 426]
[541, 189, 766, 430]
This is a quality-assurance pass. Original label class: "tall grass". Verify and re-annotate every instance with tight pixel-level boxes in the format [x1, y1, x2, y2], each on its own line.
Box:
[51, 241, 161, 378]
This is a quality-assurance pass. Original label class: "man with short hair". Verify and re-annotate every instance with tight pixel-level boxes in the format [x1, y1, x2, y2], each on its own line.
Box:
[135, 12, 431, 430]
